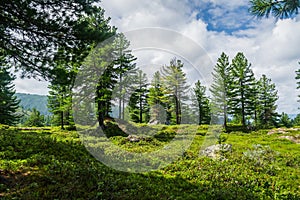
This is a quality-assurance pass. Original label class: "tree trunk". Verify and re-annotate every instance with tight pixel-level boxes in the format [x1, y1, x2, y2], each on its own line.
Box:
[223, 105, 227, 128]
[139, 93, 143, 123]
[96, 87, 105, 128]
[122, 95, 125, 120]
[60, 110, 64, 130]
[174, 96, 180, 124]
[118, 74, 123, 119]
[199, 101, 202, 125]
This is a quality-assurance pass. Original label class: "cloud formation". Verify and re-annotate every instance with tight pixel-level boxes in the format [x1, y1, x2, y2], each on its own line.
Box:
[14, 0, 300, 114]
[100, 0, 300, 114]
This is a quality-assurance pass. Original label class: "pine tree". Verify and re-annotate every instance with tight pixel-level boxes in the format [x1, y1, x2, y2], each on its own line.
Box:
[280, 112, 293, 128]
[192, 80, 211, 125]
[161, 58, 189, 124]
[1, 1, 114, 79]
[24, 108, 44, 127]
[228, 52, 256, 127]
[257, 74, 279, 127]
[0, 67, 21, 125]
[48, 84, 73, 129]
[293, 114, 300, 126]
[48, 64, 77, 129]
[250, 0, 300, 19]
[181, 104, 198, 124]
[210, 52, 230, 127]
[74, 37, 116, 127]
[128, 70, 149, 123]
[148, 71, 168, 124]
[112, 33, 137, 120]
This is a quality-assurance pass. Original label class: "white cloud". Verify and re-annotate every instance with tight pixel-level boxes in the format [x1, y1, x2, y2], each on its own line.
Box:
[14, 78, 49, 95]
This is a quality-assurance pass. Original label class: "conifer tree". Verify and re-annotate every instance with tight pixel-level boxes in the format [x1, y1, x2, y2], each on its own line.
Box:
[228, 52, 256, 127]
[148, 71, 169, 124]
[250, 0, 300, 19]
[161, 58, 189, 124]
[112, 33, 137, 120]
[0, 66, 21, 125]
[210, 52, 231, 127]
[128, 70, 149, 123]
[192, 80, 211, 125]
[257, 74, 279, 127]
[1, 1, 115, 79]
[48, 64, 77, 129]
[74, 33, 136, 128]
[48, 84, 73, 129]
[24, 108, 44, 127]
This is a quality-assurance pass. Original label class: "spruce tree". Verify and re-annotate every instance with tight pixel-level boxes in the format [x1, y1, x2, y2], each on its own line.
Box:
[24, 108, 44, 127]
[210, 52, 230, 127]
[74, 33, 137, 128]
[48, 64, 76, 129]
[48, 84, 73, 129]
[128, 70, 149, 123]
[0, 67, 21, 125]
[228, 52, 256, 127]
[112, 33, 137, 120]
[192, 80, 211, 125]
[74, 37, 116, 127]
[161, 58, 189, 124]
[148, 71, 168, 124]
[257, 74, 279, 127]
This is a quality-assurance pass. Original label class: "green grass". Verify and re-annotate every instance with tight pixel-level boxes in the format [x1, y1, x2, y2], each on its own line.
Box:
[0, 124, 299, 199]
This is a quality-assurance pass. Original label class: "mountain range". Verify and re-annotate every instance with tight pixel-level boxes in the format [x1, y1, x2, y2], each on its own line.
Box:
[16, 93, 51, 116]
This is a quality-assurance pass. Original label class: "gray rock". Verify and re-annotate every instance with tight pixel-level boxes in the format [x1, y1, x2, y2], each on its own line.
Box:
[200, 144, 232, 159]
[127, 135, 141, 142]
[279, 135, 300, 144]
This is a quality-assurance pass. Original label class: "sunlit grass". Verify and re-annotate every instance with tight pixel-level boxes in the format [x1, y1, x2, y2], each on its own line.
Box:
[0, 124, 299, 199]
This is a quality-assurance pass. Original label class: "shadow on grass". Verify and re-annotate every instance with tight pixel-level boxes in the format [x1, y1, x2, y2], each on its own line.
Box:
[0, 128, 296, 199]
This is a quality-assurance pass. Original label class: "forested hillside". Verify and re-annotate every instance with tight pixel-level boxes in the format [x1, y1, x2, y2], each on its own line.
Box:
[16, 93, 50, 116]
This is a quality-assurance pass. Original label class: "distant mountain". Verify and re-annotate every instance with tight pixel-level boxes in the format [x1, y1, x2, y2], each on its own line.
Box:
[16, 93, 51, 116]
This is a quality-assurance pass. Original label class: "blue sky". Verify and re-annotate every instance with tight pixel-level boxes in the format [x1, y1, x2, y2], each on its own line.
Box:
[192, 1, 253, 33]
[14, 0, 300, 114]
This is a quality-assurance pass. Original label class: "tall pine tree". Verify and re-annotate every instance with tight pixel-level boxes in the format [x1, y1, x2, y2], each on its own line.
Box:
[192, 80, 211, 125]
[210, 52, 231, 127]
[0, 67, 21, 125]
[148, 71, 168, 124]
[257, 74, 279, 127]
[112, 33, 137, 120]
[128, 70, 149, 123]
[48, 64, 76, 129]
[161, 58, 189, 124]
[228, 52, 256, 127]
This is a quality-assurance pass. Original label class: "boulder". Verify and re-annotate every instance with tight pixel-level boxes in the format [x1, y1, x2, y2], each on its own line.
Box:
[267, 128, 288, 135]
[200, 144, 232, 159]
[127, 135, 141, 142]
[279, 135, 300, 144]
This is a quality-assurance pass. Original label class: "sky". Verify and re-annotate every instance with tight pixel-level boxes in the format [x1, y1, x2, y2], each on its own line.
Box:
[14, 0, 300, 114]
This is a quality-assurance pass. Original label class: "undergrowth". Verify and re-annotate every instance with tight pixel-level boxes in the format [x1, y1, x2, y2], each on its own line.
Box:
[0, 124, 299, 199]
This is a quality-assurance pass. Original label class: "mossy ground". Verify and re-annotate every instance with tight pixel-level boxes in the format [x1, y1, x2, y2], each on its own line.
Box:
[0, 124, 299, 199]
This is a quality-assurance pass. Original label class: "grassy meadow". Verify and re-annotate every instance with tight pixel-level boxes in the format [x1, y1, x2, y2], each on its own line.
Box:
[0, 124, 299, 199]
